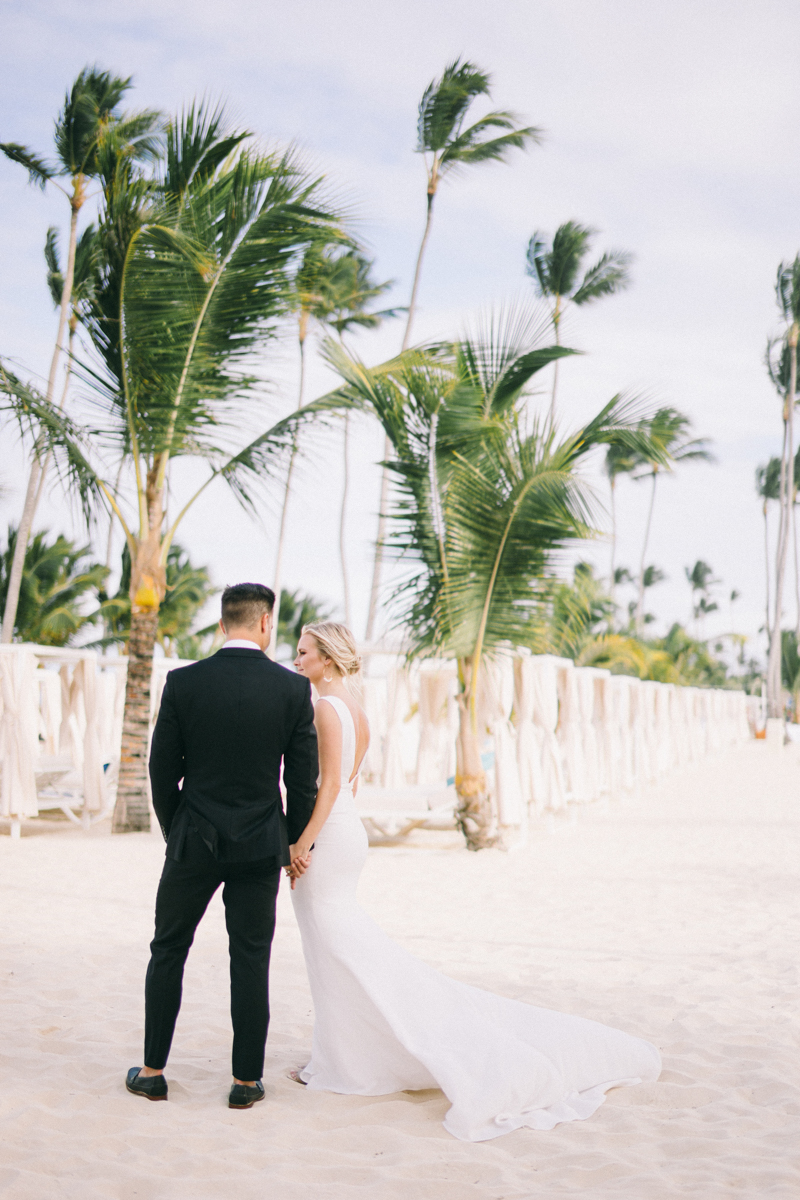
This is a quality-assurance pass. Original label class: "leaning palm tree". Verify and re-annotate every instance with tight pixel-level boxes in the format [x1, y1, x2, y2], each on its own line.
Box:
[3, 103, 348, 832]
[526, 221, 632, 420]
[604, 439, 639, 610]
[319, 309, 653, 849]
[270, 245, 399, 650]
[632, 407, 713, 635]
[0, 66, 162, 643]
[756, 457, 781, 643]
[685, 560, 718, 636]
[766, 257, 800, 716]
[365, 59, 541, 643]
[31, 224, 99, 516]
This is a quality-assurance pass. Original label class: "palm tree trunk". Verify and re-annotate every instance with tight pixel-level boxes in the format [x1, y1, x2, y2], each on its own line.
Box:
[105, 459, 126, 571]
[548, 299, 562, 425]
[113, 607, 159, 832]
[269, 326, 307, 657]
[365, 439, 391, 643]
[366, 192, 437, 643]
[1, 194, 81, 643]
[609, 477, 617, 613]
[768, 329, 797, 716]
[30, 323, 76, 518]
[764, 502, 771, 646]
[635, 472, 657, 635]
[339, 413, 351, 626]
[112, 463, 167, 833]
[454, 658, 496, 851]
[402, 191, 436, 354]
[794, 492, 800, 641]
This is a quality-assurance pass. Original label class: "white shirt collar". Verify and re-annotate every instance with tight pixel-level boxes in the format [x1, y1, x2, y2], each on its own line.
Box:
[222, 638, 264, 652]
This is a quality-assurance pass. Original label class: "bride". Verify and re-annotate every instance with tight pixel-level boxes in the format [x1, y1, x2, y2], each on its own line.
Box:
[287, 621, 661, 1143]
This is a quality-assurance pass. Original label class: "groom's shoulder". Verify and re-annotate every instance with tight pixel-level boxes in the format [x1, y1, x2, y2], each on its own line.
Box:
[185, 651, 307, 687]
[269, 659, 311, 694]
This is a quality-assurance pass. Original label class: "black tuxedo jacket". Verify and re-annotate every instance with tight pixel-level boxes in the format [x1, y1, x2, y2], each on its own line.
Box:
[148, 648, 318, 864]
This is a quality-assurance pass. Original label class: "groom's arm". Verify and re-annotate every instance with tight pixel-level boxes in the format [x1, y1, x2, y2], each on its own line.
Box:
[283, 679, 319, 844]
[148, 673, 185, 842]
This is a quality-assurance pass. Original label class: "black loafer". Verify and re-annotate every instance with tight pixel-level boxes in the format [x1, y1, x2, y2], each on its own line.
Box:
[126, 1067, 168, 1101]
[228, 1080, 265, 1109]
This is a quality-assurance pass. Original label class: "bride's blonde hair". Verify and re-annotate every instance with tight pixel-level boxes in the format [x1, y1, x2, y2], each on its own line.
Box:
[302, 621, 362, 680]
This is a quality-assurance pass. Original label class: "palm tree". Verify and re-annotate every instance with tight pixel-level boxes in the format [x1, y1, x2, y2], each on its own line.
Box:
[0, 67, 162, 644]
[270, 246, 399, 650]
[548, 562, 615, 660]
[275, 588, 333, 658]
[766, 256, 800, 717]
[526, 221, 632, 420]
[320, 309, 650, 848]
[365, 59, 541, 644]
[0, 525, 109, 646]
[96, 541, 216, 658]
[756, 457, 781, 642]
[781, 629, 800, 722]
[640, 563, 666, 627]
[31, 224, 99, 516]
[2, 102, 348, 832]
[685, 560, 718, 636]
[604, 439, 639, 610]
[632, 407, 713, 635]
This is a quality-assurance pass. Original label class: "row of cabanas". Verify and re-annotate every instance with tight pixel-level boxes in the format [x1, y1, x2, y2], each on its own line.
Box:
[0, 644, 177, 835]
[357, 652, 754, 841]
[1, 643, 754, 840]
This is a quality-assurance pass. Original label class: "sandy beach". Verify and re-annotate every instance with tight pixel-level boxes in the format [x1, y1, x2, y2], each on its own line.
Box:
[1, 740, 798, 1199]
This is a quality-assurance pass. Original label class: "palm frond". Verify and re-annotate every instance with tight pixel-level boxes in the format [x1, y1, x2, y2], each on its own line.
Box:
[572, 249, 633, 305]
[215, 387, 361, 516]
[45, 227, 63, 306]
[117, 145, 342, 458]
[163, 100, 250, 198]
[0, 142, 55, 188]
[440, 116, 542, 174]
[416, 59, 491, 152]
[0, 362, 106, 523]
[776, 255, 800, 325]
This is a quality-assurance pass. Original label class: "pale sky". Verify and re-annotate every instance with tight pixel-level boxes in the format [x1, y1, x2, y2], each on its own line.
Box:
[2, 0, 799, 659]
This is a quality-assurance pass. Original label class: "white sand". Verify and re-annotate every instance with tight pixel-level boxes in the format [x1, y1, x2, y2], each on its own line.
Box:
[1, 741, 799, 1199]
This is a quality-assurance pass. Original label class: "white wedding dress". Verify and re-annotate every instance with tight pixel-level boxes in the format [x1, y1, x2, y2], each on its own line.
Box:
[290, 695, 661, 1142]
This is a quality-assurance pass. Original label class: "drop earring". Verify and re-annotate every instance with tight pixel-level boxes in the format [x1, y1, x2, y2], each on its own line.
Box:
[323, 671, 333, 683]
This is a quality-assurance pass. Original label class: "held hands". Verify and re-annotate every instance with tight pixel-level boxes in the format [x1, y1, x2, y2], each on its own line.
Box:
[286, 844, 312, 890]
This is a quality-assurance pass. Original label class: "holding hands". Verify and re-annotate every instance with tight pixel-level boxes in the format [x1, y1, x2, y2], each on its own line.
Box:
[286, 845, 312, 889]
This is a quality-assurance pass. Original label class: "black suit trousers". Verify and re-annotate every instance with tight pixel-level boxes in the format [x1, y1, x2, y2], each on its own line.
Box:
[144, 825, 281, 1080]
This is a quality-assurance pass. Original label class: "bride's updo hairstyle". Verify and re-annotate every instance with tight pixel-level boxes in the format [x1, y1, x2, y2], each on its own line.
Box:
[302, 622, 362, 682]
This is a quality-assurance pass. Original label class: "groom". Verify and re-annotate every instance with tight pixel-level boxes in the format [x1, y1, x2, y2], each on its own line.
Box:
[126, 582, 318, 1109]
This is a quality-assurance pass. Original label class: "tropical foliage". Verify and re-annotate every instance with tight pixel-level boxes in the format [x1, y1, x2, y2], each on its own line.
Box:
[272, 245, 400, 645]
[0, 526, 108, 646]
[96, 543, 216, 659]
[366, 58, 541, 642]
[320, 307, 656, 847]
[765, 256, 800, 714]
[1, 99, 351, 832]
[526, 221, 632, 419]
[0, 67, 162, 644]
[275, 588, 333, 659]
[630, 407, 713, 634]
[0, 59, 745, 849]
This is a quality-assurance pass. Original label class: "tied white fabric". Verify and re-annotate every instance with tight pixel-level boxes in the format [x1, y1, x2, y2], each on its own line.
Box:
[290, 693, 661, 1142]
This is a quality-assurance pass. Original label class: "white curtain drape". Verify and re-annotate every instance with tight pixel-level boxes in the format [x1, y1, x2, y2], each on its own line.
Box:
[416, 664, 457, 787]
[0, 647, 40, 818]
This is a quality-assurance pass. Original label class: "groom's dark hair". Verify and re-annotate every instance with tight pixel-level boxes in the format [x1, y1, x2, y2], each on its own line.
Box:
[221, 582, 275, 629]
